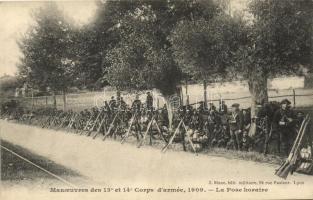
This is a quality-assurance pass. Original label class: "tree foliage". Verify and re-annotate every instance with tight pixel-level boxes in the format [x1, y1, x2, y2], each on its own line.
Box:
[247, 0, 313, 77]
[170, 13, 247, 83]
[232, 0, 313, 107]
[18, 3, 75, 93]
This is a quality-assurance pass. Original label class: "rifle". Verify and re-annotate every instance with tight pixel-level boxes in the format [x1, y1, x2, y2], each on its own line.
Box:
[74, 113, 85, 133]
[86, 109, 104, 136]
[43, 111, 59, 128]
[93, 102, 111, 139]
[57, 112, 72, 130]
[121, 112, 136, 144]
[79, 111, 95, 135]
[67, 113, 78, 130]
[275, 115, 310, 179]
[41, 111, 55, 128]
[102, 103, 122, 141]
[102, 111, 119, 140]
[48, 111, 63, 128]
[162, 118, 184, 152]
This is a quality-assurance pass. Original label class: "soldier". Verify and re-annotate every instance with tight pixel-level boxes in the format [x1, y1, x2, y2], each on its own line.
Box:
[146, 92, 153, 111]
[184, 105, 193, 126]
[242, 108, 251, 132]
[132, 94, 142, 113]
[197, 101, 207, 131]
[197, 101, 207, 114]
[109, 96, 117, 111]
[219, 100, 228, 114]
[272, 99, 297, 156]
[159, 104, 169, 128]
[131, 94, 143, 138]
[119, 97, 127, 110]
[227, 103, 244, 150]
[206, 103, 220, 143]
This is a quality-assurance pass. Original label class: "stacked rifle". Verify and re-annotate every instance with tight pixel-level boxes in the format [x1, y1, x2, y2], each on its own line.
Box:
[275, 114, 311, 179]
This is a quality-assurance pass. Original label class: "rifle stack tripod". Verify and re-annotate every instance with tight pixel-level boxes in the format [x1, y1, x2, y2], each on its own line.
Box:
[275, 114, 311, 179]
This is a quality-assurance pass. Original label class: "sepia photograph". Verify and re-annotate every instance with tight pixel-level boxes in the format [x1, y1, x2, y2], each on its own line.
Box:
[0, 0, 312, 199]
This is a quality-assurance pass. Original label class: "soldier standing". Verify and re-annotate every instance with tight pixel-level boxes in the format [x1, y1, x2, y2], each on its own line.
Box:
[132, 94, 142, 113]
[119, 97, 127, 110]
[131, 94, 142, 139]
[159, 104, 169, 128]
[227, 103, 244, 150]
[272, 99, 297, 156]
[219, 100, 228, 114]
[146, 92, 153, 111]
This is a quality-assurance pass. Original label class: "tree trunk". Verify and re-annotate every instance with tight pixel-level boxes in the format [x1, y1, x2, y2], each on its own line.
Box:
[164, 95, 174, 130]
[203, 79, 208, 108]
[185, 79, 189, 105]
[62, 90, 66, 111]
[248, 71, 269, 137]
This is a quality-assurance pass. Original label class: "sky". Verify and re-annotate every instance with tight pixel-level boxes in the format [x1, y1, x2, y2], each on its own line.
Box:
[0, 0, 247, 77]
[0, 0, 97, 76]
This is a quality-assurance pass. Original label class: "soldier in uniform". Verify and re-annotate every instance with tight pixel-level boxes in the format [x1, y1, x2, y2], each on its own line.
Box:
[158, 104, 169, 129]
[184, 105, 193, 126]
[119, 97, 127, 110]
[131, 94, 143, 139]
[227, 103, 244, 150]
[272, 99, 297, 156]
[146, 92, 153, 111]
[219, 100, 228, 114]
[109, 96, 117, 111]
[197, 101, 207, 131]
[207, 103, 219, 144]
[241, 108, 252, 151]
[132, 94, 142, 113]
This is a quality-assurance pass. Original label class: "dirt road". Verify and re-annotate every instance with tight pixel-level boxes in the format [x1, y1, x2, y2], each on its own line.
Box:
[1, 120, 312, 200]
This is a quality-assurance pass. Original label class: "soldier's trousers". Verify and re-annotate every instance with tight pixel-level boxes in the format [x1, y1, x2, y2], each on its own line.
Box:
[230, 129, 242, 150]
[278, 128, 295, 156]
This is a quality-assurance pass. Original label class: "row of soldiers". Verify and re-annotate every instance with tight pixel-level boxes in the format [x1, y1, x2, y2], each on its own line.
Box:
[0, 93, 307, 156]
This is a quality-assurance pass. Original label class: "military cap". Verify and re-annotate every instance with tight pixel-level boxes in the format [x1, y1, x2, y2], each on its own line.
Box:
[280, 99, 291, 105]
[231, 103, 240, 108]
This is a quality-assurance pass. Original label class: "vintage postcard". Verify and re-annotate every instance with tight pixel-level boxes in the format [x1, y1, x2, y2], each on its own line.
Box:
[0, 0, 312, 199]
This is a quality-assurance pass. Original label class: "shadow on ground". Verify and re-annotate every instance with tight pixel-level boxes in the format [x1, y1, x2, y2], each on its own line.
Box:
[1, 140, 82, 184]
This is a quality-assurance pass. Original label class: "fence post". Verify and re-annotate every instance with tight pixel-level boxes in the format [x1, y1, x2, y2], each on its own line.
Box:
[45, 96, 48, 107]
[63, 91, 67, 111]
[203, 80, 208, 108]
[185, 79, 189, 105]
[31, 90, 34, 110]
[293, 89, 296, 108]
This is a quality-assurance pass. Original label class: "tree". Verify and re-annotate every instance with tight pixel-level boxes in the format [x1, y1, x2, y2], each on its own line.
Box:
[170, 13, 247, 107]
[104, 3, 182, 128]
[80, 0, 222, 90]
[18, 3, 76, 108]
[226, 0, 313, 136]
[102, 0, 226, 127]
[0, 75, 20, 97]
[74, 0, 143, 90]
[234, 0, 313, 118]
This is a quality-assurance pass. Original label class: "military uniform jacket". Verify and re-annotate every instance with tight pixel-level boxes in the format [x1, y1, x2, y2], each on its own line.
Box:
[146, 95, 153, 109]
[229, 111, 244, 131]
[272, 108, 296, 130]
[132, 100, 142, 113]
